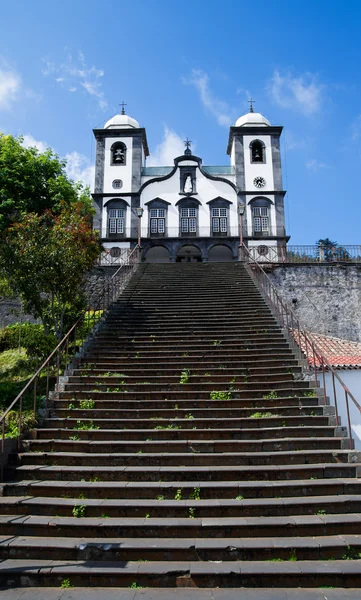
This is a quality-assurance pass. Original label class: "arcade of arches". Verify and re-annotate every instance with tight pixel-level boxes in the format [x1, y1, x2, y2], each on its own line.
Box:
[143, 243, 235, 263]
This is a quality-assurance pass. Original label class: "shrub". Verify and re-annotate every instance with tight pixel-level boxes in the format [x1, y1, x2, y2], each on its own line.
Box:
[0, 323, 57, 358]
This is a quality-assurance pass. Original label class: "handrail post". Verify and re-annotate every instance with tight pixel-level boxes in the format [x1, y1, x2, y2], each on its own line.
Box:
[332, 370, 339, 422]
[18, 395, 22, 452]
[345, 390, 353, 449]
[1, 419, 5, 482]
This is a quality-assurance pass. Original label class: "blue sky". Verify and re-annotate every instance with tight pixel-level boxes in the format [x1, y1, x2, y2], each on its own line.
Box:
[1, 0, 361, 245]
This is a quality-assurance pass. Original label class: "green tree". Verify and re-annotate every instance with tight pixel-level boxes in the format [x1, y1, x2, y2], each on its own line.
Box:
[316, 238, 338, 261]
[1, 203, 100, 339]
[0, 133, 93, 231]
[316, 238, 350, 262]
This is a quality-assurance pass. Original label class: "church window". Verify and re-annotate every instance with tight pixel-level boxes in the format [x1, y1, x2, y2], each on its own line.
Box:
[108, 208, 125, 234]
[212, 207, 228, 234]
[110, 142, 127, 166]
[253, 206, 269, 234]
[250, 139, 266, 163]
[112, 179, 123, 189]
[150, 208, 166, 234]
[180, 207, 197, 234]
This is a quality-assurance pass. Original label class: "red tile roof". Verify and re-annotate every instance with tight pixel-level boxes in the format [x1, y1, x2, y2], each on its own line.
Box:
[291, 331, 361, 370]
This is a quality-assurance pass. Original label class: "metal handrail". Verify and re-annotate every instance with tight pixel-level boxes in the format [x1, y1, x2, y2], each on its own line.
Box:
[0, 246, 141, 479]
[242, 243, 360, 449]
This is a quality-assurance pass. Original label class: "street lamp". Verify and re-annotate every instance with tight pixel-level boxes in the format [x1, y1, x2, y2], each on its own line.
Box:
[136, 207, 144, 248]
[238, 204, 245, 246]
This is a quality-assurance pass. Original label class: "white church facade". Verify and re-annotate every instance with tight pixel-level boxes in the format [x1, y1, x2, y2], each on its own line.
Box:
[92, 106, 289, 263]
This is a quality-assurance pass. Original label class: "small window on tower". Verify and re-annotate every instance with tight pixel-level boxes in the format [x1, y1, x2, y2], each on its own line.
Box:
[112, 179, 123, 189]
[250, 140, 265, 164]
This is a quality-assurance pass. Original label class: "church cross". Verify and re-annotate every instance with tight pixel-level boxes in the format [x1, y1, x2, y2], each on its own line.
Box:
[119, 101, 127, 115]
[248, 98, 255, 113]
[184, 138, 192, 150]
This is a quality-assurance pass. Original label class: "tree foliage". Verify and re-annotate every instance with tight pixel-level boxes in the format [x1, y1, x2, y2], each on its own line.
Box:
[1, 204, 100, 339]
[0, 133, 93, 231]
[0, 134, 101, 340]
[316, 238, 350, 261]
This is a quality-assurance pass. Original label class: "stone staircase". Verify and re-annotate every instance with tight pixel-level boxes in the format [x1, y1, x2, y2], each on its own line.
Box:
[1, 262, 361, 598]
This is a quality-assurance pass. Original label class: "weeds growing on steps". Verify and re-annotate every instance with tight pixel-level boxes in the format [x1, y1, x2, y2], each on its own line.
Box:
[250, 412, 276, 419]
[72, 504, 86, 518]
[180, 369, 190, 384]
[210, 390, 232, 400]
[73, 420, 99, 431]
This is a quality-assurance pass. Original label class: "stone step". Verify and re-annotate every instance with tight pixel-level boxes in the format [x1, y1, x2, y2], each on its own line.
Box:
[35, 415, 333, 431]
[16, 449, 350, 467]
[73, 365, 303, 377]
[1, 534, 361, 562]
[4, 478, 361, 501]
[3, 494, 361, 519]
[9, 462, 357, 482]
[2, 512, 361, 538]
[1, 558, 361, 588]
[61, 381, 310, 394]
[0, 588, 359, 600]
[37, 425, 341, 442]
[57, 390, 317, 402]
[79, 356, 298, 367]
[65, 372, 296, 385]
[23, 437, 346, 455]
[52, 397, 321, 410]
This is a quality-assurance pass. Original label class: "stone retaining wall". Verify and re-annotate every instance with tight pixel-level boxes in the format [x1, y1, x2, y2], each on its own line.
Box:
[269, 264, 361, 342]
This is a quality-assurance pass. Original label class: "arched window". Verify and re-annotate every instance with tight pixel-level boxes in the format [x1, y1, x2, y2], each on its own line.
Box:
[110, 142, 127, 166]
[250, 198, 271, 236]
[250, 139, 266, 164]
[106, 199, 128, 238]
[176, 197, 200, 237]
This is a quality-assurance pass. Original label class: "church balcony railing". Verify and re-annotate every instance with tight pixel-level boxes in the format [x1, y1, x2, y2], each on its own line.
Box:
[246, 244, 361, 264]
[102, 226, 288, 241]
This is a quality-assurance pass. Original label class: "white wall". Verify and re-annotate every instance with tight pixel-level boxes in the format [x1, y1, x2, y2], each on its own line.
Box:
[140, 164, 237, 233]
[243, 135, 274, 190]
[324, 370, 361, 450]
[103, 137, 133, 193]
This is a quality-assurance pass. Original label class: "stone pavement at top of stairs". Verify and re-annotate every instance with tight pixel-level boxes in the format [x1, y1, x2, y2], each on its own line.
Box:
[1, 589, 361, 600]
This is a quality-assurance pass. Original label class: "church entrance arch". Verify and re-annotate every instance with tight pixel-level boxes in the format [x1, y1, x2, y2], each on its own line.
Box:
[176, 244, 202, 263]
[144, 246, 171, 263]
[208, 244, 234, 262]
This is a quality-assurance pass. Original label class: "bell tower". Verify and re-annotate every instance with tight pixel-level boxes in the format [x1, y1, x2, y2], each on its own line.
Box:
[92, 106, 149, 248]
[227, 103, 288, 256]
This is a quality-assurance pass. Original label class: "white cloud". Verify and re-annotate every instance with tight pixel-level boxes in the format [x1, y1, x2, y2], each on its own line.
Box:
[148, 126, 186, 166]
[22, 134, 48, 153]
[352, 114, 361, 141]
[182, 69, 232, 127]
[42, 51, 107, 110]
[65, 151, 95, 190]
[283, 131, 307, 151]
[268, 70, 324, 115]
[305, 159, 330, 172]
[0, 66, 21, 110]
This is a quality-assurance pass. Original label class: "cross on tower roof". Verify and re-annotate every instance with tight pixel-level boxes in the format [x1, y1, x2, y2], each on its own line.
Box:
[184, 138, 192, 149]
[119, 101, 127, 115]
[248, 98, 255, 113]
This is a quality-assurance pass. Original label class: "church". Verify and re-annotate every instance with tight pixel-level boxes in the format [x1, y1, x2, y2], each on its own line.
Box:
[92, 104, 289, 263]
